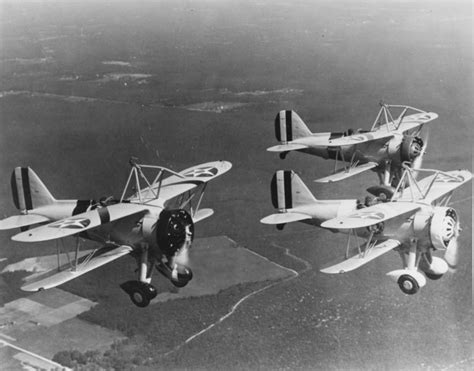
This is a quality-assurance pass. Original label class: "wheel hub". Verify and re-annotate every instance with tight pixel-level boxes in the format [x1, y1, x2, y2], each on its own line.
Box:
[133, 292, 144, 303]
[402, 280, 413, 291]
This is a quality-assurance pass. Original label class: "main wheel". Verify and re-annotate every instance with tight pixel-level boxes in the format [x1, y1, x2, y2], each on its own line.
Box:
[130, 289, 151, 308]
[397, 274, 420, 295]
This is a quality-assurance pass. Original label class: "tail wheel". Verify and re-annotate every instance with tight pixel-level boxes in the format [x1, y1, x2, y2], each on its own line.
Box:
[397, 274, 420, 295]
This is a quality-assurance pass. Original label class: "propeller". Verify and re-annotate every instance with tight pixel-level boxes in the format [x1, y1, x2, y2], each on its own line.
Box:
[411, 129, 429, 177]
[444, 221, 460, 269]
[170, 224, 192, 267]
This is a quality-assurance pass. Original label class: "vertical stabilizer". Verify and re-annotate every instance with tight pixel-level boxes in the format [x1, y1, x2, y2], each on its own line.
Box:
[271, 170, 317, 210]
[274, 110, 312, 143]
[11, 167, 55, 211]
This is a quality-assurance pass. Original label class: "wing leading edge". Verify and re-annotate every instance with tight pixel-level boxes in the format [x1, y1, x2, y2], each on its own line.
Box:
[320, 239, 400, 274]
[21, 245, 133, 291]
[321, 202, 420, 230]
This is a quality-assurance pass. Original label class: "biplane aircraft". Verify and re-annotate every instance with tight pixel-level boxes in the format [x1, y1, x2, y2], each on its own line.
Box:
[261, 165, 471, 294]
[0, 159, 231, 307]
[267, 103, 436, 187]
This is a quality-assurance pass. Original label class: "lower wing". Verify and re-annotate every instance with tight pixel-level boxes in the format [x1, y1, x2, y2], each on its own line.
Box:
[267, 143, 308, 152]
[320, 239, 400, 274]
[21, 245, 133, 291]
[315, 162, 378, 183]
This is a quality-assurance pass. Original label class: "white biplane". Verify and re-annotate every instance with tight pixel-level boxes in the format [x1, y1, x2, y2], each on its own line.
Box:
[261, 165, 471, 294]
[0, 159, 231, 307]
[267, 102, 436, 186]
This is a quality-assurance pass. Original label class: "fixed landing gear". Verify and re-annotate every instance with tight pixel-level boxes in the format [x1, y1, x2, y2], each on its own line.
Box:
[120, 281, 158, 308]
[397, 274, 420, 295]
[279, 151, 288, 160]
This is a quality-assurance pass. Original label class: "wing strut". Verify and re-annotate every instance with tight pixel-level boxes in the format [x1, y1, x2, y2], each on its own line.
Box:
[120, 157, 185, 203]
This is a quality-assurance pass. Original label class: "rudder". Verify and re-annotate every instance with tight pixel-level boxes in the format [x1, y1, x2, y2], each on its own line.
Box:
[274, 110, 312, 143]
[11, 167, 55, 211]
[271, 170, 317, 210]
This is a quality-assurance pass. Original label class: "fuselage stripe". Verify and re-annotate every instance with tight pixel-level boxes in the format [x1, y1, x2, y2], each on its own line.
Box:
[10, 170, 20, 209]
[21, 167, 33, 210]
[285, 110, 293, 142]
[98, 206, 110, 224]
[275, 112, 281, 142]
[283, 170, 292, 209]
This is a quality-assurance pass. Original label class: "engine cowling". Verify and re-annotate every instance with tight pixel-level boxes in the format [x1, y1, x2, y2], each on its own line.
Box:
[429, 207, 458, 251]
[153, 209, 194, 287]
[400, 135, 424, 163]
[155, 209, 194, 257]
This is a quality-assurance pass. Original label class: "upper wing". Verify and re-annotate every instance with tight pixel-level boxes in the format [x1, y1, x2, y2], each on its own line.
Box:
[315, 162, 378, 183]
[129, 161, 232, 205]
[324, 131, 394, 147]
[12, 203, 148, 242]
[320, 239, 400, 274]
[321, 202, 420, 230]
[0, 214, 50, 230]
[398, 170, 472, 205]
[21, 245, 133, 291]
[396, 112, 438, 134]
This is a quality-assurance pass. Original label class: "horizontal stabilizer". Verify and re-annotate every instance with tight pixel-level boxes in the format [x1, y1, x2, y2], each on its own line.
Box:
[12, 203, 148, 242]
[320, 239, 400, 274]
[267, 143, 308, 152]
[321, 202, 420, 230]
[315, 162, 378, 183]
[0, 214, 50, 230]
[192, 208, 214, 223]
[261, 212, 311, 225]
[22, 245, 133, 291]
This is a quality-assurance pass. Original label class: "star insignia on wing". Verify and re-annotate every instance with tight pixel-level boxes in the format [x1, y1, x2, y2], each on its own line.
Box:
[183, 166, 218, 178]
[50, 217, 91, 229]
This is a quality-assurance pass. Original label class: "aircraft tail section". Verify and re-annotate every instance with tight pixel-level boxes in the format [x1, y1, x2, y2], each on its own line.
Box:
[274, 110, 312, 143]
[11, 167, 55, 211]
[271, 170, 317, 210]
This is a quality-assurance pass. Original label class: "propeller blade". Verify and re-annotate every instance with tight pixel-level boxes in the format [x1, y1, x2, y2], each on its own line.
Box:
[444, 238, 459, 269]
[412, 129, 429, 177]
[444, 222, 460, 269]
[172, 246, 190, 267]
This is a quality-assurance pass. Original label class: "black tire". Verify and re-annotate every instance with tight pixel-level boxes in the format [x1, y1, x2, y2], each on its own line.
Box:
[130, 289, 150, 308]
[397, 274, 419, 295]
[425, 272, 443, 280]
